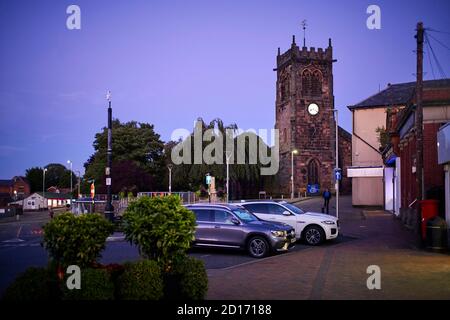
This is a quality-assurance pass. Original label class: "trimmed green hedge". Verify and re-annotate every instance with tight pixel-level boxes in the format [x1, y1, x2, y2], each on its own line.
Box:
[164, 255, 208, 300]
[2, 267, 57, 301]
[116, 260, 164, 300]
[62, 268, 115, 300]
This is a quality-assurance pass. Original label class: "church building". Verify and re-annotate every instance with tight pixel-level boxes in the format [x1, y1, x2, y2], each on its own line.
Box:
[275, 35, 352, 195]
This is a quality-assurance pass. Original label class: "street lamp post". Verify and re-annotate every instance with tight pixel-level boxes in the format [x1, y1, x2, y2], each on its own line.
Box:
[291, 150, 298, 199]
[332, 109, 339, 220]
[225, 151, 232, 203]
[104, 91, 114, 222]
[43, 168, 47, 209]
[167, 164, 173, 194]
[67, 160, 73, 202]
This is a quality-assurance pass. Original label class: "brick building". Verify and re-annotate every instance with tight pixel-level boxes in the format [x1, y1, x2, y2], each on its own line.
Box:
[383, 79, 450, 231]
[0, 176, 30, 206]
[274, 36, 351, 196]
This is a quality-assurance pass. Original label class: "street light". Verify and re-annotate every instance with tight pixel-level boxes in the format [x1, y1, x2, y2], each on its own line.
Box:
[104, 91, 114, 222]
[167, 164, 173, 194]
[67, 160, 73, 203]
[332, 109, 339, 220]
[43, 168, 47, 208]
[291, 149, 298, 199]
[225, 151, 232, 203]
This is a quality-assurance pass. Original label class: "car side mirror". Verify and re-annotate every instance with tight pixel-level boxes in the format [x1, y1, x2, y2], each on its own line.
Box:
[282, 210, 291, 216]
[231, 217, 240, 225]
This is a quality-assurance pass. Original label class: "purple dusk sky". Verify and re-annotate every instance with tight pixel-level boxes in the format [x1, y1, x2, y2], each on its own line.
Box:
[0, 0, 449, 177]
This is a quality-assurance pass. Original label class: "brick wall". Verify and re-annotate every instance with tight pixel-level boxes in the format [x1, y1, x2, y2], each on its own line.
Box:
[423, 123, 445, 192]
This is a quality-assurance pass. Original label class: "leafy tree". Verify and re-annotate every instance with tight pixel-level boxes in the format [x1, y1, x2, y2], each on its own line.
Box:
[25, 167, 44, 193]
[96, 160, 154, 195]
[25, 164, 76, 193]
[376, 126, 389, 151]
[165, 118, 275, 199]
[84, 120, 165, 192]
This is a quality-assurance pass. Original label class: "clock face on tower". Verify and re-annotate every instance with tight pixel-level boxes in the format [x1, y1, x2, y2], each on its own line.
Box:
[307, 103, 319, 115]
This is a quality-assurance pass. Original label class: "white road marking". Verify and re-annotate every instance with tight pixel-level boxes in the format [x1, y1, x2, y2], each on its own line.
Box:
[16, 225, 22, 238]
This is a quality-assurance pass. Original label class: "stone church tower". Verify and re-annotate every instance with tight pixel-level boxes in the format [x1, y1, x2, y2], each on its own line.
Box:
[275, 35, 351, 195]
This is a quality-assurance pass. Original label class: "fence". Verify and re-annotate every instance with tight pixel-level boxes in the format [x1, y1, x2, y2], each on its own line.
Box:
[137, 191, 198, 204]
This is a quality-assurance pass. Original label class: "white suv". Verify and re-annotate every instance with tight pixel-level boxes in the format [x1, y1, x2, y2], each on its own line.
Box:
[240, 201, 339, 245]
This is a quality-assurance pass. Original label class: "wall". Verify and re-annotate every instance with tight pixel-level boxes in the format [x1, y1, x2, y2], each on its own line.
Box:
[352, 177, 383, 206]
[352, 107, 386, 166]
[339, 128, 352, 194]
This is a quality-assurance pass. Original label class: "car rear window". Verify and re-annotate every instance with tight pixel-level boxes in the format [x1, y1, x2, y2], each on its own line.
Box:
[242, 203, 269, 214]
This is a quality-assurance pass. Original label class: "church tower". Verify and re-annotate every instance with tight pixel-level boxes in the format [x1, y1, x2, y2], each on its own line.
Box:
[275, 35, 337, 195]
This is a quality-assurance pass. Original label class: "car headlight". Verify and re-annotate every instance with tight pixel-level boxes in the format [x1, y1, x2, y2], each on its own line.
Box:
[271, 230, 287, 237]
[321, 220, 336, 225]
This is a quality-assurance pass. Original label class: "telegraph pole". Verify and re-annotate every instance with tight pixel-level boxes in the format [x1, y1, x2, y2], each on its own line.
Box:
[415, 22, 424, 235]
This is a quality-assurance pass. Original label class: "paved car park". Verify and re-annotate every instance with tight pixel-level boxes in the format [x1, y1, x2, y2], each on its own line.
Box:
[0, 198, 348, 294]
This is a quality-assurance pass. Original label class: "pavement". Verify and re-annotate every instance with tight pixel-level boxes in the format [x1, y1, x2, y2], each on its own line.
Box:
[1, 197, 450, 299]
[206, 196, 450, 300]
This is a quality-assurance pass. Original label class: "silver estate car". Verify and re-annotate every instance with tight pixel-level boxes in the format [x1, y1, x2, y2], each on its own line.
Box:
[185, 203, 296, 258]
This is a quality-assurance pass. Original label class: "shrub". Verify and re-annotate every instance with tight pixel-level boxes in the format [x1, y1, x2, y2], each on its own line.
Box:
[164, 255, 208, 300]
[62, 268, 115, 300]
[2, 267, 57, 301]
[116, 260, 163, 300]
[122, 195, 196, 269]
[43, 212, 114, 268]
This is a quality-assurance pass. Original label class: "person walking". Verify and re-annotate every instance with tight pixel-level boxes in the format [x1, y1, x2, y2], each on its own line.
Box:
[322, 188, 332, 214]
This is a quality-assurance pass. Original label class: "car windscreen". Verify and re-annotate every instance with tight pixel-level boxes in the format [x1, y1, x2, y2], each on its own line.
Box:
[232, 208, 259, 222]
[283, 203, 304, 215]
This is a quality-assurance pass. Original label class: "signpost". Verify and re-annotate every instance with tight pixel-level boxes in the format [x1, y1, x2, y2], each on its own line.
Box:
[334, 168, 342, 181]
[206, 173, 211, 203]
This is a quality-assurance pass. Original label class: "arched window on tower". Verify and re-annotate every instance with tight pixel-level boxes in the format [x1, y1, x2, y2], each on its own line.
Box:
[279, 71, 289, 102]
[283, 128, 287, 143]
[307, 159, 320, 185]
[311, 70, 322, 96]
[301, 70, 311, 96]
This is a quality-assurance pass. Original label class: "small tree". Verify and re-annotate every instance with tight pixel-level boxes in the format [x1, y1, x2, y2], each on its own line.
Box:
[43, 213, 113, 268]
[122, 195, 196, 270]
[375, 126, 389, 151]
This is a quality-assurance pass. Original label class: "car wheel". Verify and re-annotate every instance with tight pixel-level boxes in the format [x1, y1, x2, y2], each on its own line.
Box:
[247, 236, 269, 258]
[304, 225, 325, 246]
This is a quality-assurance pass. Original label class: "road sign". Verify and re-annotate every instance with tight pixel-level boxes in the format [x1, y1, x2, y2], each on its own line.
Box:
[334, 168, 342, 181]
[206, 174, 212, 185]
[106, 178, 111, 186]
[307, 184, 320, 194]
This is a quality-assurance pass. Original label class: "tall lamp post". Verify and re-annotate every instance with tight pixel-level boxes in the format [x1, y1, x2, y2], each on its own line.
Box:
[67, 160, 73, 203]
[291, 149, 298, 199]
[43, 168, 47, 208]
[225, 151, 232, 203]
[332, 109, 339, 219]
[167, 164, 173, 194]
[104, 91, 114, 222]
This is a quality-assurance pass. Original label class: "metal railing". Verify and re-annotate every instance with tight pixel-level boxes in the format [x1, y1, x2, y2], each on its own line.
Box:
[137, 191, 198, 204]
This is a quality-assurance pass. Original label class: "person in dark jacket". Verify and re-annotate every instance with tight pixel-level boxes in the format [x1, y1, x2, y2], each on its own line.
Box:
[322, 189, 332, 214]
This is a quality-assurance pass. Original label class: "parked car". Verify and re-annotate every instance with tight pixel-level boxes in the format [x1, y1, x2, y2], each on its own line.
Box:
[185, 203, 296, 258]
[240, 201, 339, 245]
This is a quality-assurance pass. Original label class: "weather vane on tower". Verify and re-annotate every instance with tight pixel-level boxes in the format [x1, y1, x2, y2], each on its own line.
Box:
[301, 19, 307, 47]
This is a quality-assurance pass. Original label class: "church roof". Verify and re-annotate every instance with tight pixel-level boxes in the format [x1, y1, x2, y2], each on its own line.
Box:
[348, 79, 450, 110]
